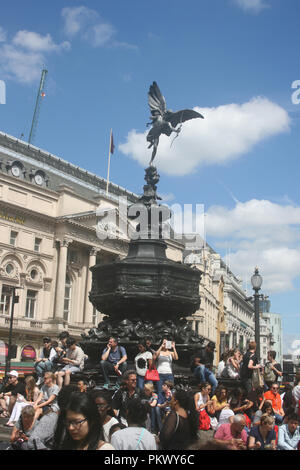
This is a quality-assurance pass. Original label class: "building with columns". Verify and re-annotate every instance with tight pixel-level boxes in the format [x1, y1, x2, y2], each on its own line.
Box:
[259, 299, 283, 367]
[0, 131, 183, 363]
[184, 242, 255, 365]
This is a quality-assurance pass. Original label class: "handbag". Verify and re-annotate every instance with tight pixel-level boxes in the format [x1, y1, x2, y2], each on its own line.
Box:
[252, 368, 264, 389]
[198, 409, 211, 430]
[221, 363, 239, 380]
[145, 366, 160, 382]
[263, 363, 276, 383]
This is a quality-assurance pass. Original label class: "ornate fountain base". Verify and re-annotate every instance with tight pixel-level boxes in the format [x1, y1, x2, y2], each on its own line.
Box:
[80, 166, 206, 386]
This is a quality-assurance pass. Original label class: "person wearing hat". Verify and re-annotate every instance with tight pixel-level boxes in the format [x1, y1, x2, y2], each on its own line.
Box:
[0, 371, 26, 418]
[34, 337, 57, 386]
[190, 342, 218, 394]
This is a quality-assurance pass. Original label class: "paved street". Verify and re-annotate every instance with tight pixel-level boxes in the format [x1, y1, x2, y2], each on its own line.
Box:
[0, 417, 12, 447]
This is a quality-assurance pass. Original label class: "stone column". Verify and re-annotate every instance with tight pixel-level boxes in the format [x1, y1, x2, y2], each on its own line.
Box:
[84, 247, 98, 324]
[54, 239, 72, 320]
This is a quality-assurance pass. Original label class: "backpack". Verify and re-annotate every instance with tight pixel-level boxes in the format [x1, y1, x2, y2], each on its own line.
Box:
[263, 362, 276, 383]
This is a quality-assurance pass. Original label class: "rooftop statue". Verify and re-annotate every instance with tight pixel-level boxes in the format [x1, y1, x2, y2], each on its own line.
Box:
[146, 81, 204, 165]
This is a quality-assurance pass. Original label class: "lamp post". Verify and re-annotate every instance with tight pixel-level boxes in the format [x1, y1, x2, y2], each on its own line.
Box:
[251, 267, 263, 361]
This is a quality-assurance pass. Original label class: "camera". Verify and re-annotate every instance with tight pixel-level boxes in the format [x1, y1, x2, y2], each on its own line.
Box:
[165, 341, 172, 349]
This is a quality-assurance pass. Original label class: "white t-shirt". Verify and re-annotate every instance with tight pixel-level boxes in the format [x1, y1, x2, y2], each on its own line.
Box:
[217, 361, 225, 378]
[293, 385, 300, 412]
[196, 392, 208, 408]
[111, 427, 157, 450]
[103, 416, 119, 442]
[217, 408, 234, 429]
[135, 351, 153, 377]
[157, 354, 173, 374]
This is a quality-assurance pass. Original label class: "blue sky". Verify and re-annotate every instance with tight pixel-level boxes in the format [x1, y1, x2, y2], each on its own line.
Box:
[0, 0, 300, 353]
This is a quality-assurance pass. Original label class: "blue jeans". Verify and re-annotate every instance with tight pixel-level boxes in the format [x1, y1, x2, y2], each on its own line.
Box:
[274, 413, 284, 425]
[194, 365, 218, 393]
[150, 406, 162, 433]
[35, 360, 53, 378]
[157, 373, 174, 404]
[100, 360, 127, 385]
[137, 374, 145, 391]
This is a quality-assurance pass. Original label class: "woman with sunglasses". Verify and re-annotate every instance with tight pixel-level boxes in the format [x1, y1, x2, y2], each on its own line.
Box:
[264, 383, 284, 425]
[92, 390, 119, 442]
[53, 392, 114, 450]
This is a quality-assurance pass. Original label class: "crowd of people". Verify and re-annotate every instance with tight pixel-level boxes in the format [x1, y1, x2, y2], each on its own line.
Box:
[0, 335, 299, 451]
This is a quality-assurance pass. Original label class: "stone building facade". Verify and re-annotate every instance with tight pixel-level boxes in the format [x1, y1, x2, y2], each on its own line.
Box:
[184, 243, 255, 365]
[0, 131, 183, 363]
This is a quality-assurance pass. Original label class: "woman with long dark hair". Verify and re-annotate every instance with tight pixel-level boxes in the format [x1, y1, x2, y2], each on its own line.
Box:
[53, 392, 114, 450]
[154, 339, 178, 403]
[211, 385, 229, 420]
[92, 390, 119, 443]
[159, 388, 198, 450]
[111, 397, 157, 450]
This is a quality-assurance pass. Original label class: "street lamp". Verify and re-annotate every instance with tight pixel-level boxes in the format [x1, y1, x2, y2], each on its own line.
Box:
[251, 267, 263, 361]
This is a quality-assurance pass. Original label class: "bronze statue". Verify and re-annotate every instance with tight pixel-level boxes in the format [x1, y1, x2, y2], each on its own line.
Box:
[146, 81, 204, 165]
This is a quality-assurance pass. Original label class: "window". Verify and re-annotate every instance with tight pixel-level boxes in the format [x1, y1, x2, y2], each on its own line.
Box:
[30, 269, 38, 280]
[68, 250, 78, 263]
[64, 274, 72, 321]
[34, 238, 42, 252]
[0, 285, 12, 316]
[5, 264, 14, 275]
[10, 231, 18, 246]
[25, 290, 37, 319]
[92, 307, 99, 326]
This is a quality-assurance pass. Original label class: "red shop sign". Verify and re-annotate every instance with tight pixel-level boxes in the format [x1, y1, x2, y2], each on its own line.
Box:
[21, 345, 36, 360]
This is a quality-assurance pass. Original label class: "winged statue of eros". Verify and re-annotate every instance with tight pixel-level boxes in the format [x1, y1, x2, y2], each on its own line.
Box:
[146, 81, 204, 165]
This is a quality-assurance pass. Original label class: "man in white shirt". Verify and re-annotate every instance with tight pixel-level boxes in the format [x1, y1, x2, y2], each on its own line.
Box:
[278, 413, 300, 450]
[56, 337, 85, 388]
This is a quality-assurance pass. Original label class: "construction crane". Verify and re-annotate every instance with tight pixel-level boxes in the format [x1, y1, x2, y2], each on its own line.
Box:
[28, 68, 48, 145]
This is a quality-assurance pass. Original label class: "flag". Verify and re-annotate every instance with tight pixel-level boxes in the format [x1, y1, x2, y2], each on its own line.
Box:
[110, 131, 115, 154]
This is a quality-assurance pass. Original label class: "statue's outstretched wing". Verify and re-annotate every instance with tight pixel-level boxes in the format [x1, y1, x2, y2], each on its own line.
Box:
[148, 82, 167, 116]
[165, 109, 204, 127]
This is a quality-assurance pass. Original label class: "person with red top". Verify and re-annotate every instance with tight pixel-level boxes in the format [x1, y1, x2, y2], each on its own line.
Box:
[264, 383, 284, 424]
[213, 414, 247, 450]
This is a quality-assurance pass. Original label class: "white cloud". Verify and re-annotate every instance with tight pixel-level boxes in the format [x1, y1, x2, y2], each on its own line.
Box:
[160, 193, 176, 202]
[12, 31, 70, 52]
[203, 199, 300, 293]
[0, 44, 44, 83]
[61, 6, 137, 50]
[0, 30, 70, 84]
[206, 199, 300, 238]
[0, 27, 6, 42]
[61, 6, 96, 36]
[119, 97, 290, 176]
[232, 0, 269, 13]
[84, 23, 116, 47]
[283, 334, 300, 354]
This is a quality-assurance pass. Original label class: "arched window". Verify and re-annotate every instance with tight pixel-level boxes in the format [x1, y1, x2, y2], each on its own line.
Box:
[64, 274, 72, 321]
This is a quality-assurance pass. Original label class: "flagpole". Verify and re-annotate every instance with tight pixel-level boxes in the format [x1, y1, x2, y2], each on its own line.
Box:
[106, 129, 112, 196]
